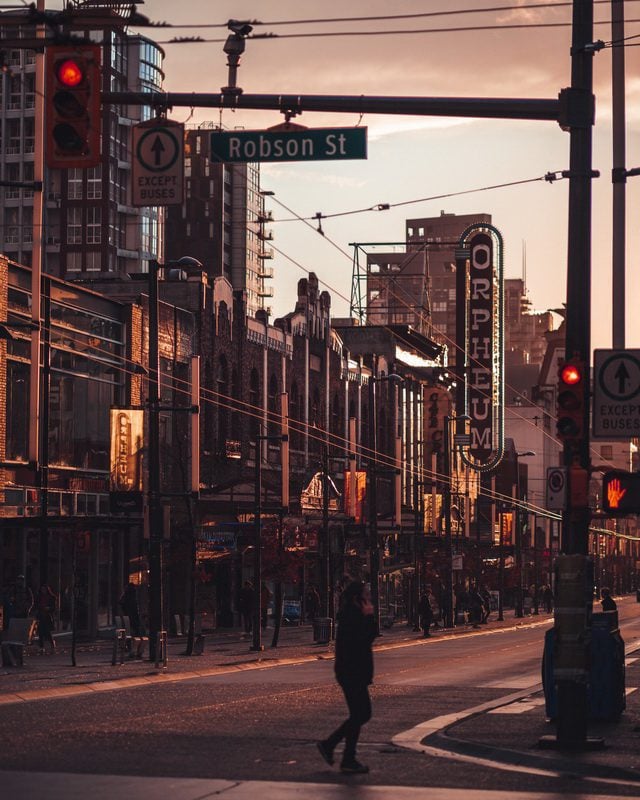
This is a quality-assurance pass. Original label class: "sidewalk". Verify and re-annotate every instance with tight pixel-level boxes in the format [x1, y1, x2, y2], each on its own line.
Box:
[0, 607, 548, 703]
[411, 597, 640, 786]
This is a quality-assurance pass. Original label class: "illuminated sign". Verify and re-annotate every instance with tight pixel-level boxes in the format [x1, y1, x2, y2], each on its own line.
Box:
[602, 470, 640, 515]
[459, 225, 505, 472]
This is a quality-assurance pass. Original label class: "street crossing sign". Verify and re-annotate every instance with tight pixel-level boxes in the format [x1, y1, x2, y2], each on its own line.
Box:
[593, 349, 640, 438]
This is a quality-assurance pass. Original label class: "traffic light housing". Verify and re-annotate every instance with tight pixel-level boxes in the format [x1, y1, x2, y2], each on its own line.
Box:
[556, 358, 586, 443]
[46, 44, 101, 168]
[602, 470, 640, 515]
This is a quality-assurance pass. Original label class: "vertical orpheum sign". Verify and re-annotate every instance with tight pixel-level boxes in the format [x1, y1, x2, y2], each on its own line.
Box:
[459, 224, 504, 472]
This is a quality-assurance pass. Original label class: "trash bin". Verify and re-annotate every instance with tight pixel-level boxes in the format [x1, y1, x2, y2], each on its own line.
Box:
[313, 617, 333, 644]
[542, 612, 625, 721]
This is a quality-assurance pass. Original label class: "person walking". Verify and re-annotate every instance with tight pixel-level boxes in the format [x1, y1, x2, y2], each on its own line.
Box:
[35, 584, 57, 654]
[417, 590, 433, 637]
[305, 585, 321, 622]
[260, 582, 272, 630]
[317, 580, 376, 774]
[542, 584, 553, 613]
[238, 581, 254, 634]
[119, 581, 142, 636]
[600, 587, 617, 612]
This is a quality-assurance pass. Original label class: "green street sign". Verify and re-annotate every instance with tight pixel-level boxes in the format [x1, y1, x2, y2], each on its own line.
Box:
[210, 127, 367, 163]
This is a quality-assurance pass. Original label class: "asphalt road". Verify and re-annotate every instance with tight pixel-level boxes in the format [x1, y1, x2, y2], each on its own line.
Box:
[2, 603, 640, 796]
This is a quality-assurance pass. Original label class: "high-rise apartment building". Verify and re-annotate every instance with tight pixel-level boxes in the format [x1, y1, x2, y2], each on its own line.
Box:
[0, 3, 164, 279]
[165, 126, 273, 319]
[364, 211, 554, 372]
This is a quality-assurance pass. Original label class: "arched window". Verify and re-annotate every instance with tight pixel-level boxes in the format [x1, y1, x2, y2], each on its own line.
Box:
[249, 368, 260, 439]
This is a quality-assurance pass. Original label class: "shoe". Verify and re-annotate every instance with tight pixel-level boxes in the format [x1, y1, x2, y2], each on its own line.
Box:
[340, 760, 369, 774]
[316, 740, 334, 766]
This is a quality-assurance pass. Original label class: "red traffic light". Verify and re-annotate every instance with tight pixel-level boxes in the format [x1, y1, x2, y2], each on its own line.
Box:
[559, 363, 582, 386]
[45, 44, 101, 168]
[57, 59, 84, 88]
[556, 358, 586, 443]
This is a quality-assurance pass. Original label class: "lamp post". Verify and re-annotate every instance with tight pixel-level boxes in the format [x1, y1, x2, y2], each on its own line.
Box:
[443, 413, 470, 628]
[147, 256, 202, 664]
[368, 371, 403, 636]
[513, 450, 535, 619]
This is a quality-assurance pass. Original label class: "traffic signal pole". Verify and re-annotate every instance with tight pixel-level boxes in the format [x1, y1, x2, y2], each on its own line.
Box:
[541, 0, 600, 753]
[100, 0, 598, 746]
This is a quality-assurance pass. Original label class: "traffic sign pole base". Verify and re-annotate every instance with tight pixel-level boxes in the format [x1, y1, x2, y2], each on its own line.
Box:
[538, 734, 605, 751]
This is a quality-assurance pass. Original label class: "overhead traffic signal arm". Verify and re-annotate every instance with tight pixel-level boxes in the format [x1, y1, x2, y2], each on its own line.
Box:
[45, 44, 101, 168]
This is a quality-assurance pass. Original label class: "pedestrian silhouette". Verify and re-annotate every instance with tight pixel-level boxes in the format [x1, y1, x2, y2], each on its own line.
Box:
[418, 591, 433, 637]
[317, 580, 376, 774]
[238, 581, 254, 634]
[35, 584, 57, 654]
[119, 581, 141, 636]
[600, 587, 617, 612]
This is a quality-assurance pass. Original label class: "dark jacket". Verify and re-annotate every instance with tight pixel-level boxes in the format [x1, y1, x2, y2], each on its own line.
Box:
[334, 603, 376, 686]
[601, 594, 617, 612]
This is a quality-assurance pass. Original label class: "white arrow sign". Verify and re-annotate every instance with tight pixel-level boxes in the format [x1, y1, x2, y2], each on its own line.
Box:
[132, 120, 184, 207]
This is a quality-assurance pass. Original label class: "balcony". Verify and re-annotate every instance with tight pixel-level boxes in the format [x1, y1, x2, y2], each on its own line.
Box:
[258, 248, 274, 260]
[258, 266, 274, 279]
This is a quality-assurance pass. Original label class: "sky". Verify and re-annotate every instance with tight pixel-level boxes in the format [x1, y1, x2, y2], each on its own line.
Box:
[133, 0, 640, 353]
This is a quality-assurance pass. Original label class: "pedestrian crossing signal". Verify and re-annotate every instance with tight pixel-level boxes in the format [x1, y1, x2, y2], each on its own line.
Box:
[602, 470, 640, 515]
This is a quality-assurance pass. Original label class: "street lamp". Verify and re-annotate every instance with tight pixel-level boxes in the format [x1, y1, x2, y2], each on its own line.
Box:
[147, 256, 202, 665]
[443, 413, 470, 628]
[513, 450, 535, 618]
[368, 371, 403, 636]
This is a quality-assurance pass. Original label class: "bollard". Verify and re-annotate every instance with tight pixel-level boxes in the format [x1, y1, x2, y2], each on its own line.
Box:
[111, 628, 126, 666]
[154, 630, 168, 669]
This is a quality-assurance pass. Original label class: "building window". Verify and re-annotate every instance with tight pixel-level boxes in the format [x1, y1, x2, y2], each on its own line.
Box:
[600, 445, 613, 461]
[6, 119, 21, 154]
[23, 118, 35, 153]
[66, 252, 82, 272]
[87, 166, 102, 199]
[6, 360, 29, 460]
[86, 252, 102, 272]
[68, 169, 83, 200]
[68, 207, 82, 244]
[87, 207, 101, 244]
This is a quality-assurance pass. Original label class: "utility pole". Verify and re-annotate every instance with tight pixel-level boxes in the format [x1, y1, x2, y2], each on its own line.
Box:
[147, 259, 164, 664]
[611, 0, 626, 348]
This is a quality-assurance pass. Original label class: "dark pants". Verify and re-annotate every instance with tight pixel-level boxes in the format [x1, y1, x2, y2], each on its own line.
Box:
[241, 611, 252, 633]
[326, 681, 372, 761]
[37, 612, 54, 650]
